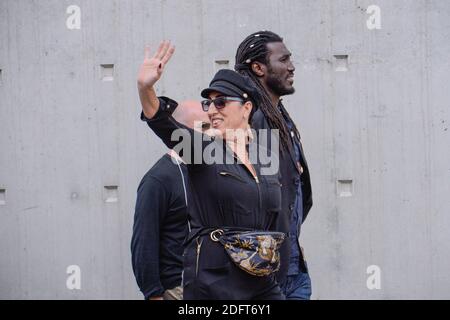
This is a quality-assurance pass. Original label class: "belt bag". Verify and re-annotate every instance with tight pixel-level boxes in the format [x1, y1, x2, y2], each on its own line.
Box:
[210, 229, 286, 277]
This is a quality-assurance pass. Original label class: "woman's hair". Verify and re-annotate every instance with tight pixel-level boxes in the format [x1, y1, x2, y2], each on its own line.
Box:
[235, 30, 300, 151]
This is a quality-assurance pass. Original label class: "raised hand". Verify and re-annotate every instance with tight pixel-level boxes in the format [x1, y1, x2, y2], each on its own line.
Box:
[137, 41, 175, 119]
[137, 40, 175, 89]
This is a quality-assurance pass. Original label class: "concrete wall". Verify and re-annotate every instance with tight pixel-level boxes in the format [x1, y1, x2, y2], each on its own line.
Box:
[1, 0, 449, 299]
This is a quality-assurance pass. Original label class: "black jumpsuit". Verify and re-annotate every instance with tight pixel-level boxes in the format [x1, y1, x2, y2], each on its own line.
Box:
[142, 96, 285, 300]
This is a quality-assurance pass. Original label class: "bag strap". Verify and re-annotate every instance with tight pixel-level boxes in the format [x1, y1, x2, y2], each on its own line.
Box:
[174, 156, 191, 233]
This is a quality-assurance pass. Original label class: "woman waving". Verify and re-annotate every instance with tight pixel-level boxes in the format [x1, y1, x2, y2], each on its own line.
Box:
[137, 41, 285, 300]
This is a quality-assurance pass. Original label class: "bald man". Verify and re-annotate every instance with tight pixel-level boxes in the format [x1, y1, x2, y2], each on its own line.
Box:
[131, 101, 209, 300]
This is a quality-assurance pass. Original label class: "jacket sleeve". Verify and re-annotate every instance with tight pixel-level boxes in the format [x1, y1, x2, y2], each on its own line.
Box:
[140, 96, 214, 166]
[131, 174, 168, 299]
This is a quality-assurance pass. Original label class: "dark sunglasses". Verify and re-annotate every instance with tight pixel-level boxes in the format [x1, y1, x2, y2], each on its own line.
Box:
[201, 96, 245, 112]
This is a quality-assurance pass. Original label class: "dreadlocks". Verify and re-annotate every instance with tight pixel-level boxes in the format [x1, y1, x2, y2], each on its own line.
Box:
[235, 30, 301, 151]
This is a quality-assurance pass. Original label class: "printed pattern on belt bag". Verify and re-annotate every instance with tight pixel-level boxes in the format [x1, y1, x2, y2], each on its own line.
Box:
[211, 230, 286, 277]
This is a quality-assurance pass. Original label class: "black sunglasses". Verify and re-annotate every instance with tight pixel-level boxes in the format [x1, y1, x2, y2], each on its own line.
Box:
[201, 96, 245, 112]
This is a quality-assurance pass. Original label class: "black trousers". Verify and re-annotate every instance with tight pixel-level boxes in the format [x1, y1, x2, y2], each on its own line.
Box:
[182, 235, 285, 300]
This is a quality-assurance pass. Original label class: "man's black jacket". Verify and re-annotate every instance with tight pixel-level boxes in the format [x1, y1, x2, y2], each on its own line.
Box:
[131, 154, 188, 299]
[252, 106, 313, 281]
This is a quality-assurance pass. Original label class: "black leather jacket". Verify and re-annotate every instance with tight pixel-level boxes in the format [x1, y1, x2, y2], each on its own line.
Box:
[141, 97, 283, 249]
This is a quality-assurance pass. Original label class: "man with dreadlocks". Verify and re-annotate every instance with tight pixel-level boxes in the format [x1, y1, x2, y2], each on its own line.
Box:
[235, 31, 313, 300]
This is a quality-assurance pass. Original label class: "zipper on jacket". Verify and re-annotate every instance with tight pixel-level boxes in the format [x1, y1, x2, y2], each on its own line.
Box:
[195, 237, 203, 277]
[243, 166, 261, 227]
[255, 175, 262, 227]
[228, 147, 262, 226]
[219, 171, 246, 183]
[268, 180, 282, 187]
[239, 163, 260, 226]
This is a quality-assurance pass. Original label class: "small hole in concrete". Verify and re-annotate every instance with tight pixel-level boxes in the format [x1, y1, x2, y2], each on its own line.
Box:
[0, 189, 6, 205]
[100, 64, 114, 81]
[104, 185, 118, 203]
[334, 55, 348, 72]
[214, 59, 230, 71]
[337, 179, 353, 197]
